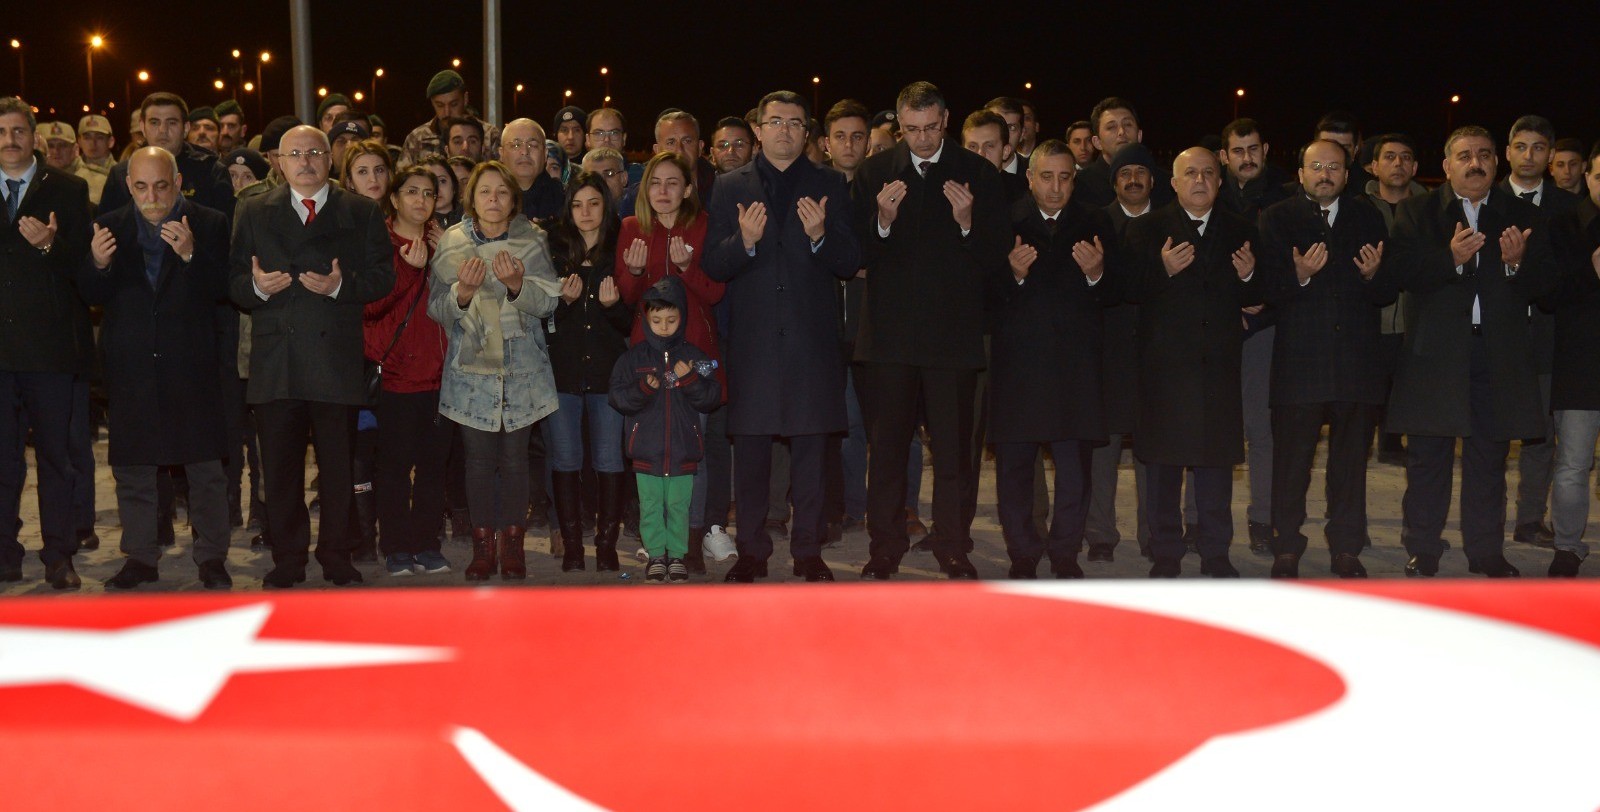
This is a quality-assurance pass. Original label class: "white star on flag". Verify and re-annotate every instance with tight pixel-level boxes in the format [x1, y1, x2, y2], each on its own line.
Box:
[0, 603, 453, 722]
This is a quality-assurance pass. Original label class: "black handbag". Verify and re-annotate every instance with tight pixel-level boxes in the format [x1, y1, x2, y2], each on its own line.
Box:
[366, 280, 427, 403]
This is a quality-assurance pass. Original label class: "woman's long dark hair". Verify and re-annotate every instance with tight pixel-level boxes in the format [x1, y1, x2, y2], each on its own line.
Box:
[551, 171, 619, 271]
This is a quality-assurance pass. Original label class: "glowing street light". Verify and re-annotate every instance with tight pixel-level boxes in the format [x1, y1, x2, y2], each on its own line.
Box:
[1233, 87, 1245, 118]
[137, 70, 149, 82]
[451, 57, 461, 68]
[513, 83, 524, 115]
[353, 91, 365, 103]
[243, 81, 254, 92]
[213, 78, 225, 91]
[370, 67, 384, 111]
[256, 51, 272, 124]
[10, 39, 22, 97]
[317, 86, 328, 98]
[600, 65, 610, 99]
[811, 76, 821, 117]
[86, 35, 105, 109]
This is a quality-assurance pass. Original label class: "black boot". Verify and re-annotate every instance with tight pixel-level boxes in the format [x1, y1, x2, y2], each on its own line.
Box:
[552, 470, 586, 572]
[685, 526, 706, 574]
[594, 471, 627, 571]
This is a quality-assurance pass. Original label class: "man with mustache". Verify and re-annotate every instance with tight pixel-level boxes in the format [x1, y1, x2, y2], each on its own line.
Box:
[185, 107, 220, 154]
[401, 70, 501, 168]
[1075, 97, 1173, 210]
[1498, 115, 1581, 550]
[1218, 118, 1291, 556]
[229, 124, 395, 588]
[1124, 147, 1260, 578]
[79, 147, 234, 590]
[0, 96, 92, 589]
[1388, 125, 1554, 578]
[1085, 143, 1158, 563]
[1258, 140, 1394, 578]
[215, 100, 246, 155]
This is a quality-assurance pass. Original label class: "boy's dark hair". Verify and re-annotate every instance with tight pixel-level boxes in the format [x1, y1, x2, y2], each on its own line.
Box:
[643, 298, 680, 314]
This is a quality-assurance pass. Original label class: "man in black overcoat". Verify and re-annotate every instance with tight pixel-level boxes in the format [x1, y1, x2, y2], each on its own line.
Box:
[1258, 140, 1395, 579]
[704, 90, 860, 583]
[1387, 126, 1554, 578]
[1125, 147, 1261, 578]
[228, 125, 394, 588]
[989, 140, 1117, 579]
[850, 82, 1010, 580]
[79, 147, 234, 589]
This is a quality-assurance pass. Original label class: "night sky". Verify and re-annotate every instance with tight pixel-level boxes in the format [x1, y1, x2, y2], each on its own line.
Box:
[8, 1, 1599, 169]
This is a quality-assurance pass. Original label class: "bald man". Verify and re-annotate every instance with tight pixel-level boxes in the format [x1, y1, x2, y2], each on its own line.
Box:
[1124, 147, 1261, 578]
[79, 147, 234, 589]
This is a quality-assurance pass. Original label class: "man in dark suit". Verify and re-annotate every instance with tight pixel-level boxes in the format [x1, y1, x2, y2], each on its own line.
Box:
[0, 97, 92, 589]
[849, 81, 1009, 580]
[100, 92, 234, 220]
[990, 140, 1117, 579]
[1544, 146, 1600, 577]
[704, 90, 861, 583]
[1388, 125, 1554, 578]
[1258, 140, 1396, 579]
[1125, 147, 1261, 578]
[1074, 97, 1175, 210]
[1086, 143, 1159, 563]
[228, 124, 394, 588]
[1498, 115, 1581, 549]
[78, 147, 234, 590]
[963, 110, 1028, 203]
[1218, 119, 1292, 221]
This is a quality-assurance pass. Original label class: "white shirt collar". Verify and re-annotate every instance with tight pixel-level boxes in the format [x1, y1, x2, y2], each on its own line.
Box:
[1508, 177, 1543, 201]
[289, 184, 331, 223]
[1119, 201, 1151, 218]
[913, 142, 944, 170]
[1038, 207, 1062, 221]
[1, 156, 38, 186]
[1184, 207, 1213, 233]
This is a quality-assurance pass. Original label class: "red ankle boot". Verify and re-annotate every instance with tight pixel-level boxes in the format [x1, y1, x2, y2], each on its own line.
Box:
[465, 527, 497, 581]
[500, 525, 527, 580]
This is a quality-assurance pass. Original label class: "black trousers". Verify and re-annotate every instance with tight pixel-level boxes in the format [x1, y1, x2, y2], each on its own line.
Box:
[1402, 335, 1509, 562]
[255, 399, 356, 569]
[995, 440, 1091, 563]
[114, 459, 229, 567]
[1270, 401, 1378, 557]
[375, 389, 452, 556]
[734, 433, 826, 560]
[861, 362, 976, 560]
[1148, 463, 1233, 560]
[0, 371, 77, 567]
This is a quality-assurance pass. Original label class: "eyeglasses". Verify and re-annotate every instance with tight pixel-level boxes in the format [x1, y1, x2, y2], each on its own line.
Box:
[1305, 161, 1344, 173]
[594, 167, 624, 178]
[760, 118, 806, 132]
[283, 149, 329, 161]
[503, 139, 540, 153]
[590, 128, 624, 139]
[902, 123, 944, 136]
[714, 139, 749, 151]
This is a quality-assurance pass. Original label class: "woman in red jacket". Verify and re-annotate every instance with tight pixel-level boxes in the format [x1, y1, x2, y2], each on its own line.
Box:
[363, 166, 452, 577]
[613, 151, 727, 567]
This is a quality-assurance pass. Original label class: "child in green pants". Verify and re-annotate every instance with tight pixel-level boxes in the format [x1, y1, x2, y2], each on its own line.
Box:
[609, 277, 721, 581]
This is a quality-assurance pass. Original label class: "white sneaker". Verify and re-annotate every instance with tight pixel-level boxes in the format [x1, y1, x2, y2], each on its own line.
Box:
[633, 544, 650, 562]
[703, 525, 737, 561]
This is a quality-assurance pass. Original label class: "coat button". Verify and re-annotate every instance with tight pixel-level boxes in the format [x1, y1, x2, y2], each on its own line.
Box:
[779, 329, 787, 337]
[1201, 319, 1209, 327]
[777, 284, 785, 292]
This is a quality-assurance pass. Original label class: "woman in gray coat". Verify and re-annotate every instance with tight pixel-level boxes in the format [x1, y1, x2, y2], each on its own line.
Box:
[430, 161, 562, 582]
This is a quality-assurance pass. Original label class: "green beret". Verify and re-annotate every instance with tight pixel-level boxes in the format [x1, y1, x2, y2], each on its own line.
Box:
[214, 99, 242, 118]
[187, 106, 218, 124]
[426, 70, 464, 99]
[316, 93, 350, 121]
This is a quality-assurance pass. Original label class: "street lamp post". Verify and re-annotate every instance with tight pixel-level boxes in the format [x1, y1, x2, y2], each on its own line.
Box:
[372, 68, 383, 115]
[1234, 88, 1245, 119]
[257, 52, 271, 125]
[86, 35, 104, 110]
[600, 66, 609, 100]
[9, 40, 21, 98]
[513, 83, 523, 115]
[811, 76, 820, 119]
[125, 69, 148, 111]
[231, 49, 242, 100]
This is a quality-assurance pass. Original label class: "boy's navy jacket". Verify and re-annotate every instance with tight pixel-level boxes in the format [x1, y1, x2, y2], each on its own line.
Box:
[609, 276, 721, 476]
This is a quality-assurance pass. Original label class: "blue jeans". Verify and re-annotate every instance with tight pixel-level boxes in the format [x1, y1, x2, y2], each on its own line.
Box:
[544, 392, 625, 473]
[843, 367, 921, 519]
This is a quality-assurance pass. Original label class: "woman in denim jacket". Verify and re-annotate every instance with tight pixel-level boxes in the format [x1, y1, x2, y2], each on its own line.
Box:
[430, 160, 562, 582]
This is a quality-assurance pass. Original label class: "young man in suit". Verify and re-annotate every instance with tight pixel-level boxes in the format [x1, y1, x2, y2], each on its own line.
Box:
[0, 97, 93, 589]
[1388, 126, 1555, 578]
[1258, 140, 1395, 578]
[704, 90, 861, 582]
[1125, 147, 1260, 578]
[229, 125, 394, 588]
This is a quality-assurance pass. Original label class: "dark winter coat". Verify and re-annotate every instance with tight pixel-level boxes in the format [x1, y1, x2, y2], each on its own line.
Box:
[549, 233, 631, 395]
[610, 277, 721, 476]
[1544, 196, 1600, 411]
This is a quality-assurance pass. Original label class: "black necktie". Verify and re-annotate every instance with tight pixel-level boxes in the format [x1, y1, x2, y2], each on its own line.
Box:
[916, 160, 929, 177]
[5, 179, 20, 223]
[1519, 190, 1537, 202]
[1045, 216, 1058, 237]
[1188, 218, 1204, 237]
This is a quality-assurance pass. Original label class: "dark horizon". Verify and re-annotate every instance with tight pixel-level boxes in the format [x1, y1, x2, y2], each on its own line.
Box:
[7, 2, 1598, 168]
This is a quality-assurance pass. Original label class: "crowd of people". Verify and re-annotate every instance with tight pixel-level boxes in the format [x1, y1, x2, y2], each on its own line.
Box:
[2, 69, 1598, 591]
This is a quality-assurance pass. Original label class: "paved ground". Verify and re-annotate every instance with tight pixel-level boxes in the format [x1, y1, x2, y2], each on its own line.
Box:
[0, 437, 1588, 595]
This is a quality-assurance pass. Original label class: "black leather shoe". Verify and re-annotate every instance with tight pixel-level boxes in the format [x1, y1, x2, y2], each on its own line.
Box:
[1405, 553, 1440, 578]
[794, 557, 835, 582]
[860, 555, 898, 580]
[250, 533, 270, 549]
[106, 560, 159, 590]
[1270, 553, 1300, 579]
[1513, 521, 1556, 549]
[1149, 557, 1182, 578]
[1007, 557, 1038, 579]
[262, 566, 306, 589]
[0, 562, 21, 582]
[724, 557, 767, 583]
[1200, 555, 1240, 578]
[45, 558, 81, 590]
[1549, 550, 1582, 578]
[1467, 555, 1520, 578]
[321, 560, 364, 586]
[1331, 553, 1368, 579]
[198, 559, 232, 590]
[934, 549, 979, 580]
[1086, 544, 1114, 563]
[1050, 558, 1085, 579]
[1247, 522, 1272, 557]
[76, 532, 100, 552]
